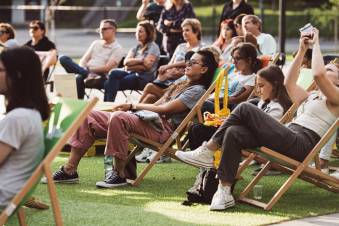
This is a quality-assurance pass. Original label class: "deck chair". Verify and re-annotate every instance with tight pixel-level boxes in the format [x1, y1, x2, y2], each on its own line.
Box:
[237, 67, 316, 178]
[237, 119, 339, 211]
[0, 97, 98, 226]
[126, 67, 231, 186]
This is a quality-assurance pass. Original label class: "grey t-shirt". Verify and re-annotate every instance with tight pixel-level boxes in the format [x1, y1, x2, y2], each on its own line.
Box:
[130, 41, 160, 82]
[0, 108, 44, 208]
[168, 85, 206, 126]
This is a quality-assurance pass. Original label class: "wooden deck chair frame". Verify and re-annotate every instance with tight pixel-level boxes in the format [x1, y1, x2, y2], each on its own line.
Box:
[126, 67, 231, 186]
[0, 97, 98, 226]
[236, 67, 317, 179]
[237, 119, 339, 211]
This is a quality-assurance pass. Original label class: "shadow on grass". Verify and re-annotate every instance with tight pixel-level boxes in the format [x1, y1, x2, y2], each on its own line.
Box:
[6, 156, 338, 226]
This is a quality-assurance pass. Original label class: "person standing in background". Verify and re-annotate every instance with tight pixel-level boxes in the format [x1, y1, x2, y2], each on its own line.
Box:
[157, 0, 196, 58]
[137, 0, 167, 53]
[218, 0, 254, 35]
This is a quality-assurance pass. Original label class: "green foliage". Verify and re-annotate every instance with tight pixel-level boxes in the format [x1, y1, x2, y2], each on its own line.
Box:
[308, 0, 338, 29]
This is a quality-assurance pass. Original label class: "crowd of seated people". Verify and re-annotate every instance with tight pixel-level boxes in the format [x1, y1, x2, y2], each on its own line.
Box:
[1, 0, 339, 216]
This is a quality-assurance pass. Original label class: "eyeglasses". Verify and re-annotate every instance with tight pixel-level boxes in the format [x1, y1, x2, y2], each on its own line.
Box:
[29, 26, 40, 31]
[232, 56, 243, 63]
[96, 27, 114, 32]
[186, 59, 205, 67]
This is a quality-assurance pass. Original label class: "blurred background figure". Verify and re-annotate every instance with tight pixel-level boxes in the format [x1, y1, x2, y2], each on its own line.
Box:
[157, 0, 196, 58]
[0, 23, 19, 48]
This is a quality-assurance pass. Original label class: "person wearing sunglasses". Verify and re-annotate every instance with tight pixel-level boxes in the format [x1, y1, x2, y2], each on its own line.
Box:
[0, 23, 19, 48]
[24, 20, 57, 81]
[47, 50, 217, 188]
[58, 19, 124, 99]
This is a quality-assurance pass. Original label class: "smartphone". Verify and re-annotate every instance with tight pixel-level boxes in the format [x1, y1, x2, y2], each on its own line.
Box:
[299, 23, 314, 38]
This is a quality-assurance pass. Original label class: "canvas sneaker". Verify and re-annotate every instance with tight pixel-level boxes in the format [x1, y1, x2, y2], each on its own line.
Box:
[209, 184, 235, 211]
[41, 166, 79, 184]
[135, 148, 156, 163]
[175, 142, 214, 168]
[96, 170, 128, 188]
[146, 152, 172, 163]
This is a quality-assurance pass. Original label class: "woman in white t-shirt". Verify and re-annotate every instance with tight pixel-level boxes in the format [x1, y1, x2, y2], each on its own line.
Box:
[0, 47, 50, 209]
[203, 42, 262, 113]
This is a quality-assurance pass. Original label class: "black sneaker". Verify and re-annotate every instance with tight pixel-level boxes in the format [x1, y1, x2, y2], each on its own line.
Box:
[96, 170, 127, 188]
[41, 166, 79, 184]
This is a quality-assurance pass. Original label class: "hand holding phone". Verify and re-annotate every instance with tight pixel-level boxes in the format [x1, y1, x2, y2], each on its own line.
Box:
[299, 23, 314, 39]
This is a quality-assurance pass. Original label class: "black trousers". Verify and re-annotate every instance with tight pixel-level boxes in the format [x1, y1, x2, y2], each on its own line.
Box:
[188, 123, 218, 150]
[211, 102, 320, 183]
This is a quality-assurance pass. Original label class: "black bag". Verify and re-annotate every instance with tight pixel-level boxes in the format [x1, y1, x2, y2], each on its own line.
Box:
[183, 168, 219, 205]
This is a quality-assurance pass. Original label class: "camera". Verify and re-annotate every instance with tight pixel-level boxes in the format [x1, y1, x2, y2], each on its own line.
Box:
[299, 23, 314, 38]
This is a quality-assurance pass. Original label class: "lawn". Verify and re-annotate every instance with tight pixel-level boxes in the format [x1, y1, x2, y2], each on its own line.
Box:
[5, 155, 339, 226]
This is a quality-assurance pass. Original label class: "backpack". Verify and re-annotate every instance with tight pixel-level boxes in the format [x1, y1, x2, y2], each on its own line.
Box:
[183, 168, 219, 205]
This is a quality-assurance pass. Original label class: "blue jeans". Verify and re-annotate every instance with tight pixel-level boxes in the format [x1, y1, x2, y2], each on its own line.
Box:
[104, 69, 146, 102]
[59, 55, 89, 99]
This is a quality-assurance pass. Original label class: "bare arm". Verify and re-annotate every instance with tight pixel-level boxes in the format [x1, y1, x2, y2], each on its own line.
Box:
[229, 86, 254, 104]
[136, 0, 149, 20]
[79, 47, 92, 67]
[36, 50, 57, 73]
[125, 54, 158, 72]
[0, 142, 13, 165]
[311, 29, 339, 105]
[112, 98, 189, 115]
[88, 57, 119, 74]
[284, 37, 310, 104]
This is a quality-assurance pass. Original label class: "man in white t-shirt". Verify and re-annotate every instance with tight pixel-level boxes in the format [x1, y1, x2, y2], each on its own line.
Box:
[59, 19, 125, 99]
[242, 15, 277, 56]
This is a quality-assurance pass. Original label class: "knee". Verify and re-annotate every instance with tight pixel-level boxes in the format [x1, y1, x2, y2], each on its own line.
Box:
[59, 55, 70, 64]
[222, 125, 241, 143]
[143, 83, 155, 92]
[109, 111, 129, 124]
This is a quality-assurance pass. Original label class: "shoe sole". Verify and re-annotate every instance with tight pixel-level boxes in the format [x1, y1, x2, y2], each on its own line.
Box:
[209, 200, 235, 211]
[54, 178, 79, 184]
[96, 182, 128, 188]
[176, 152, 214, 168]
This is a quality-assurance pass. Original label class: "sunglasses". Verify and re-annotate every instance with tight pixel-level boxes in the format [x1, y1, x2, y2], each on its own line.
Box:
[96, 27, 114, 32]
[29, 26, 40, 31]
[186, 59, 205, 67]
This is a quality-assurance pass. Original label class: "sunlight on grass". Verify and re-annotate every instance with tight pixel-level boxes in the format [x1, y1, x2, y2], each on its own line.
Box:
[81, 189, 150, 197]
[144, 201, 288, 226]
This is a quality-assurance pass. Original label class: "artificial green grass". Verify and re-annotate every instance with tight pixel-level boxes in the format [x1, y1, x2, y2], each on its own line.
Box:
[6, 156, 339, 226]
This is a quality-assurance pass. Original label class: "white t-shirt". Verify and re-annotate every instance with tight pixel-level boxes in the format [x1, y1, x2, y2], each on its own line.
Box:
[228, 71, 256, 97]
[86, 39, 125, 70]
[256, 33, 277, 56]
[0, 108, 44, 208]
[257, 99, 284, 120]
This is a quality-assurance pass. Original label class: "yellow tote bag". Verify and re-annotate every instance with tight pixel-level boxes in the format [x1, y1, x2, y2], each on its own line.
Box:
[203, 66, 233, 168]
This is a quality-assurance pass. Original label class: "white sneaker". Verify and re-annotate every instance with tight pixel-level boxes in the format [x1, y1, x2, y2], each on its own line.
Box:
[175, 142, 214, 168]
[309, 163, 329, 174]
[209, 184, 235, 211]
[146, 152, 171, 163]
[135, 148, 156, 163]
[330, 170, 339, 179]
